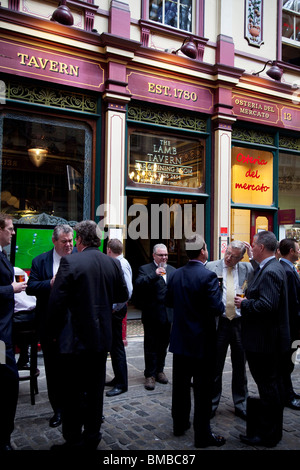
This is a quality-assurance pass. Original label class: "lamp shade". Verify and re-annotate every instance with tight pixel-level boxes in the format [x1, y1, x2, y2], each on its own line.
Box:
[180, 37, 197, 59]
[266, 63, 283, 81]
[51, 0, 74, 26]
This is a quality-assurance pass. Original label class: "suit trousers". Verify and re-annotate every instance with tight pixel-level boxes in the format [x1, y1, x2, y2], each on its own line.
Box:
[212, 316, 248, 413]
[41, 340, 62, 415]
[0, 349, 19, 446]
[246, 350, 284, 445]
[143, 320, 171, 378]
[110, 305, 128, 390]
[59, 350, 107, 447]
[172, 353, 213, 443]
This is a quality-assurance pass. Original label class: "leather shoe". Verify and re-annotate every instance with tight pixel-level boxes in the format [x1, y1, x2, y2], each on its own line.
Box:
[195, 432, 226, 448]
[49, 411, 62, 428]
[235, 408, 247, 420]
[106, 386, 127, 397]
[285, 397, 300, 410]
[156, 372, 168, 384]
[145, 376, 155, 390]
[240, 434, 277, 448]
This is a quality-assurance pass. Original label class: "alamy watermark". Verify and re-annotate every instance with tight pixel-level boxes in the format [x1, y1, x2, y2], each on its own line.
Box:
[96, 199, 204, 249]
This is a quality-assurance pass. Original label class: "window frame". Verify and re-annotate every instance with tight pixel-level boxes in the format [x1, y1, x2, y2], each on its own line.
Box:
[279, 0, 300, 67]
[141, 0, 205, 37]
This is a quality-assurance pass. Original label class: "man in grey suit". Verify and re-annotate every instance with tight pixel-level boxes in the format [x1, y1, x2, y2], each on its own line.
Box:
[235, 231, 290, 447]
[206, 240, 254, 420]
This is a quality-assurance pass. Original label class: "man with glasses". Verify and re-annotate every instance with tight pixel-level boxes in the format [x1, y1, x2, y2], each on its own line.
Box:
[135, 244, 176, 391]
[206, 240, 255, 420]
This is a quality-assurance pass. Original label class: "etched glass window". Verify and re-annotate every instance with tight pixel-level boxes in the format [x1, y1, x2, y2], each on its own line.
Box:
[128, 130, 205, 191]
[0, 113, 92, 223]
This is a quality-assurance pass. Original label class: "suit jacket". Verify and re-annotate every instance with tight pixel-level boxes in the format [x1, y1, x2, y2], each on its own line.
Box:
[241, 257, 290, 354]
[167, 261, 224, 359]
[47, 247, 129, 354]
[206, 259, 255, 316]
[26, 249, 54, 340]
[0, 251, 14, 349]
[135, 261, 176, 324]
[279, 259, 300, 341]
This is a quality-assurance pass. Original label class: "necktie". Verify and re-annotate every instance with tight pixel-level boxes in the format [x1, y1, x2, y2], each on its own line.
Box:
[226, 267, 236, 320]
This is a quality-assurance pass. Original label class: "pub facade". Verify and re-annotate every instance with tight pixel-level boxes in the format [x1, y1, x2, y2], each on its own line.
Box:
[0, 0, 299, 274]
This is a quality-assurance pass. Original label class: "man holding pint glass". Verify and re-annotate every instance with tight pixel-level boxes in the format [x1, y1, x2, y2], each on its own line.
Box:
[206, 241, 255, 420]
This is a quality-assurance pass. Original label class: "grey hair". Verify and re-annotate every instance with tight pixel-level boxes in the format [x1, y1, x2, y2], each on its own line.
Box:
[153, 243, 167, 254]
[52, 224, 73, 241]
[228, 240, 246, 257]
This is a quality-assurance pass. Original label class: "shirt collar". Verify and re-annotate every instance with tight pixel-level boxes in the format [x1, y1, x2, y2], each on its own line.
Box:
[259, 255, 275, 269]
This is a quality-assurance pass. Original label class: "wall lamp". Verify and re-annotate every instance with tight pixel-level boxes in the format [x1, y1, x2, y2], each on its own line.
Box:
[252, 60, 283, 81]
[172, 36, 197, 60]
[51, 0, 74, 26]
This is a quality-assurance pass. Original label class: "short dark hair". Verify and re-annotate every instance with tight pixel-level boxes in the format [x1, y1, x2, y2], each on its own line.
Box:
[279, 238, 297, 256]
[107, 238, 123, 255]
[185, 234, 206, 259]
[74, 220, 101, 248]
[0, 213, 12, 230]
[255, 231, 278, 253]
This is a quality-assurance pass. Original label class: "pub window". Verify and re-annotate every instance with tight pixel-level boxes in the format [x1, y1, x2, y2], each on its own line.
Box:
[0, 113, 92, 223]
[279, 151, 300, 219]
[149, 0, 193, 32]
[127, 129, 205, 192]
[282, 0, 300, 65]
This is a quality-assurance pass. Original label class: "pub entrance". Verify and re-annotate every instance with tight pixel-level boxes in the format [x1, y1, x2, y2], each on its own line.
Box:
[125, 192, 205, 310]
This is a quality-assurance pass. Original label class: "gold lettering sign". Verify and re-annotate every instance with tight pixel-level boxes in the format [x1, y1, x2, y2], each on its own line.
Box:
[231, 147, 273, 205]
[128, 131, 205, 190]
[17, 53, 79, 77]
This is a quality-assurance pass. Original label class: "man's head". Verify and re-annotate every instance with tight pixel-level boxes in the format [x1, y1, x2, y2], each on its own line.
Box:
[52, 224, 74, 257]
[153, 243, 168, 265]
[185, 234, 208, 262]
[252, 231, 278, 264]
[107, 238, 123, 258]
[279, 238, 300, 264]
[74, 220, 101, 252]
[224, 241, 246, 268]
[0, 213, 14, 248]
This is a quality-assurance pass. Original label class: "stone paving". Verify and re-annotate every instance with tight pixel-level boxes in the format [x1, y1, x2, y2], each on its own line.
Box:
[11, 321, 300, 458]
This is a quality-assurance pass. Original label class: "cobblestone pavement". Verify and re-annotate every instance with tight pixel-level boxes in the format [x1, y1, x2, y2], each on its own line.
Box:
[10, 320, 300, 462]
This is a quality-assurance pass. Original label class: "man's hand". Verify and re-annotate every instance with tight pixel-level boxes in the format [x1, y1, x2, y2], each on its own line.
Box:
[12, 281, 27, 293]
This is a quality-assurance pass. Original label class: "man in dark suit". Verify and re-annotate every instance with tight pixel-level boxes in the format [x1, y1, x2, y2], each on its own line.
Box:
[279, 238, 300, 410]
[47, 220, 129, 450]
[0, 213, 27, 451]
[206, 240, 255, 420]
[235, 231, 290, 448]
[26, 224, 74, 428]
[167, 234, 225, 448]
[135, 243, 176, 391]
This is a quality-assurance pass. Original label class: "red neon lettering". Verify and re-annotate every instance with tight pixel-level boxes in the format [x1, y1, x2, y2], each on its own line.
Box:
[235, 182, 270, 192]
[236, 152, 267, 165]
